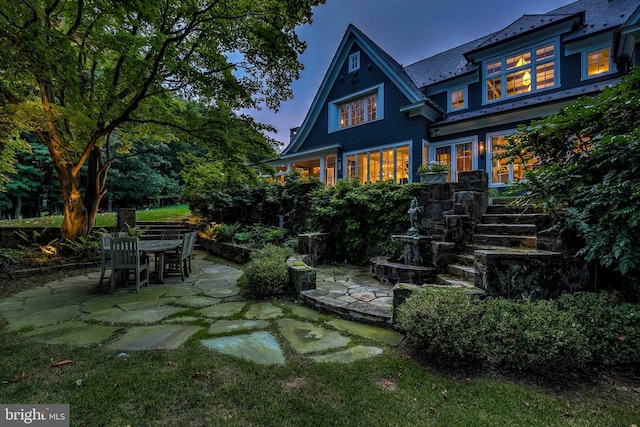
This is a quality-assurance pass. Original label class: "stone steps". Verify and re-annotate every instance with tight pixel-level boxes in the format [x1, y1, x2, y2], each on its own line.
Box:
[474, 223, 537, 236]
[446, 263, 475, 281]
[472, 233, 538, 249]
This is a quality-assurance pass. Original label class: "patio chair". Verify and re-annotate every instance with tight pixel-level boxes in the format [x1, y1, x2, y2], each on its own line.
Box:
[184, 231, 197, 275]
[98, 233, 112, 286]
[164, 232, 194, 281]
[110, 237, 150, 293]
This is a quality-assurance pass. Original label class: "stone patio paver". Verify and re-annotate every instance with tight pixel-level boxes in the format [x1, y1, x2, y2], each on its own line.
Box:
[1, 252, 403, 366]
[22, 320, 120, 346]
[109, 324, 203, 350]
[244, 301, 283, 320]
[201, 331, 285, 366]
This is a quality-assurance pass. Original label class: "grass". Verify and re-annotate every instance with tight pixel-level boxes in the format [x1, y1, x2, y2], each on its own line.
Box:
[0, 318, 638, 426]
[0, 204, 192, 228]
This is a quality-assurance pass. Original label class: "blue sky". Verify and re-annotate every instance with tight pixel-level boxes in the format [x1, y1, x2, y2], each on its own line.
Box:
[250, 0, 575, 147]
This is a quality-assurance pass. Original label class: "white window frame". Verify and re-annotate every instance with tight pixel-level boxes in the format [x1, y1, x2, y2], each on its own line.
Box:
[343, 141, 412, 184]
[348, 51, 360, 73]
[424, 137, 479, 182]
[448, 87, 468, 112]
[483, 38, 559, 104]
[582, 46, 616, 80]
[328, 84, 384, 132]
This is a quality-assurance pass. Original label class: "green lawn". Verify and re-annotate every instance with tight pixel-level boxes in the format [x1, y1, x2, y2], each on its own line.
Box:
[0, 205, 192, 228]
[0, 318, 637, 426]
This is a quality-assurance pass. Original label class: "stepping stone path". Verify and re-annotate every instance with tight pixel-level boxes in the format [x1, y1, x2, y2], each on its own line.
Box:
[0, 253, 405, 366]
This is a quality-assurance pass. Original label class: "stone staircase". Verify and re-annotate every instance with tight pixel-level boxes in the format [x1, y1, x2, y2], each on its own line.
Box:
[436, 200, 559, 297]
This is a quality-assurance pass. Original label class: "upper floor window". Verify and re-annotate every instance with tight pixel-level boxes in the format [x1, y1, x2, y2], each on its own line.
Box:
[485, 41, 557, 103]
[449, 87, 467, 111]
[329, 84, 384, 132]
[586, 47, 611, 77]
[340, 93, 377, 128]
[348, 51, 360, 73]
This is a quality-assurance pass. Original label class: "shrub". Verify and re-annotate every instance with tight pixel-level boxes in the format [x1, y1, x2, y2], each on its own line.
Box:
[557, 292, 640, 366]
[0, 248, 19, 273]
[216, 223, 240, 242]
[239, 244, 293, 299]
[396, 288, 485, 363]
[480, 297, 589, 371]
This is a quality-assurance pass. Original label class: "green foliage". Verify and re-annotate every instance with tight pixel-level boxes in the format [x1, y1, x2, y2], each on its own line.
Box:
[311, 180, 421, 263]
[0, 0, 323, 238]
[500, 67, 640, 294]
[57, 236, 100, 259]
[480, 297, 588, 371]
[239, 244, 293, 299]
[396, 288, 485, 363]
[0, 248, 19, 273]
[557, 292, 640, 366]
[216, 223, 241, 243]
[397, 290, 640, 372]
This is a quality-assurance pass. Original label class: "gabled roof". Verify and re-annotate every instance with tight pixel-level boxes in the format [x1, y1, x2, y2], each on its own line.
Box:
[405, 0, 640, 89]
[282, 24, 442, 156]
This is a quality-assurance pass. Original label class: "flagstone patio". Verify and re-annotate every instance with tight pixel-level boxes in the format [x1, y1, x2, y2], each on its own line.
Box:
[0, 252, 404, 366]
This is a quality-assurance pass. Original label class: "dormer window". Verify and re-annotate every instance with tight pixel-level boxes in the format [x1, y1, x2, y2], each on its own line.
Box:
[449, 87, 467, 111]
[586, 47, 612, 77]
[348, 51, 360, 73]
[485, 40, 557, 103]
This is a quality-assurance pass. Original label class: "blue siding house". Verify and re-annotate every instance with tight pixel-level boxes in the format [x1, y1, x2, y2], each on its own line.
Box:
[272, 0, 640, 188]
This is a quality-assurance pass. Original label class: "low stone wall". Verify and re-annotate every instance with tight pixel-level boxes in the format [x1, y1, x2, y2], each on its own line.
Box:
[200, 239, 256, 264]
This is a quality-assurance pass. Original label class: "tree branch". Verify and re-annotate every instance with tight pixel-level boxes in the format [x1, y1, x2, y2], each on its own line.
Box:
[65, 0, 83, 36]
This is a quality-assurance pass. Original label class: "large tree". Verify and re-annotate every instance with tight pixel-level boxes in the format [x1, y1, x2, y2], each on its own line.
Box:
[0, 0, 323, 239]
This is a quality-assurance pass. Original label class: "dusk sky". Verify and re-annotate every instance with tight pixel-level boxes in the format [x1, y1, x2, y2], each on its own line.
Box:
[249, 0, 576, 148]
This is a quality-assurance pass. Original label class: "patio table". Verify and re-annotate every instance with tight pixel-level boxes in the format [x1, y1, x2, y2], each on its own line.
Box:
[138, 239, 182, 283]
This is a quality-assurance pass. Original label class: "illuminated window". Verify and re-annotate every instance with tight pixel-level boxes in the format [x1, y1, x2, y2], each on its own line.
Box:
[345, 145, 410, 184]
[485, 42, 556, 102]
[456, 143, 473, 180]
[330, 85, 384, 132]
[325, 155, 336, 187]
[339, 93, 377, 129]
[449, 88, 466, 110]
[489, 134, 536, 185]
[587, 48, 610, 76]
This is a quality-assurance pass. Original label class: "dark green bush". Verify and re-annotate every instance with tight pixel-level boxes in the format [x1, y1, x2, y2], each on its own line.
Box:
[480, 297, 588, 371]
[239, 244, 293, 299]
[557, 292, 640, 366]
[397, 290, 640, 372]
[396, 288, 485, 363]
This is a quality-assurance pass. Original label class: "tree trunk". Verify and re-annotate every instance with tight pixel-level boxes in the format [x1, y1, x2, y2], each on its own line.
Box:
[14, 195, 22, 219]
[59, 168, 90, 241]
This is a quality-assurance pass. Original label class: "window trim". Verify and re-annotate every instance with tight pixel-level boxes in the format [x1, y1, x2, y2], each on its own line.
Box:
[328, 84, 384, 133]
[348, 51, 360, 73]
[582, 46, 616, 80]
[447, 87, 468, 112]
[483, 39, 559, 104]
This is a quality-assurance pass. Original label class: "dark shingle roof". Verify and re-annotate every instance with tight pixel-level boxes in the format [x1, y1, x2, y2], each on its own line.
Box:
[405, 0, 640, 89]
